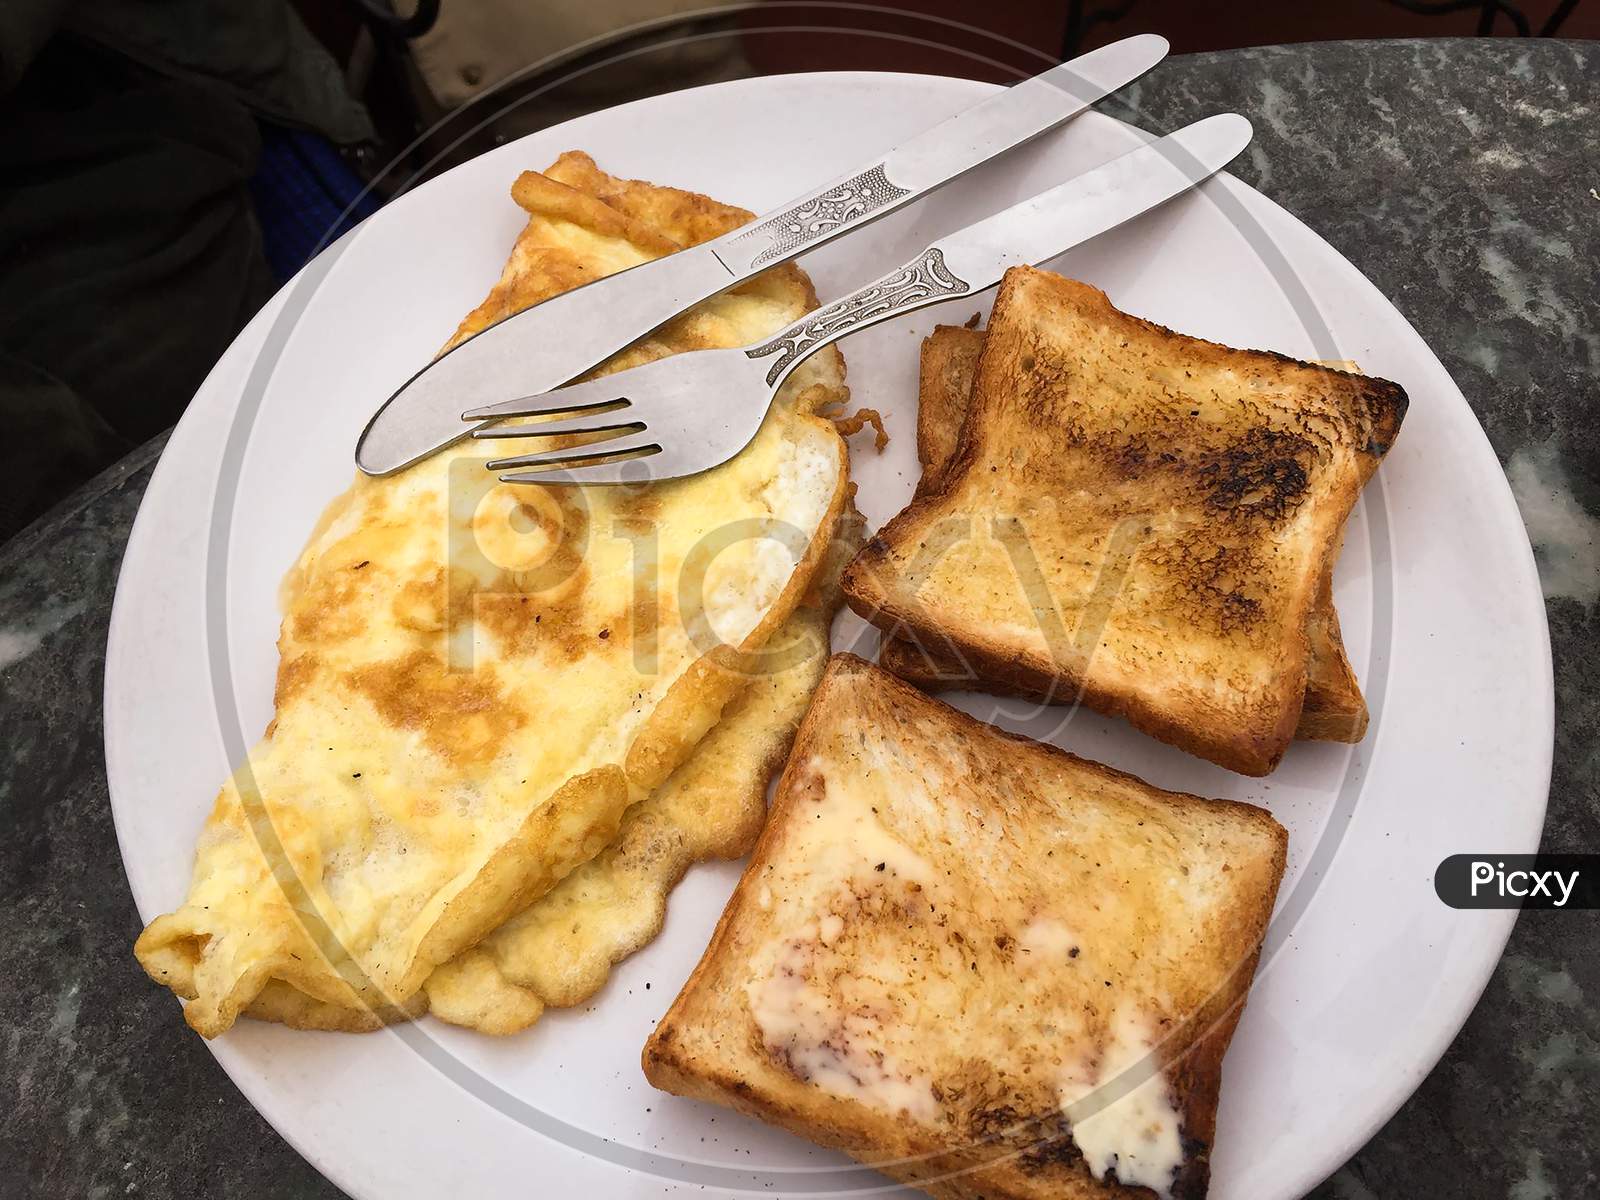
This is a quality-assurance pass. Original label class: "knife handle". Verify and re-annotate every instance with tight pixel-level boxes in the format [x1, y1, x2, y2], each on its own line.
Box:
[708, 35, 1168, 280]
[742, 245, 975, 389]
[714, 163, 913, 274]
[742, 112, 1251, 393]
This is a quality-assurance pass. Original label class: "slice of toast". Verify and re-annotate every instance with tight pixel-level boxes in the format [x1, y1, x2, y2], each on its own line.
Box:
[843, 269, 1406, 774]
[644, 654, 1288, 1200]
[880, 325, 1370, 743]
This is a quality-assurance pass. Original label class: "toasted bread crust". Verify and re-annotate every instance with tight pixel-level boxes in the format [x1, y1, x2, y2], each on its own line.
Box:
[645, 654, 1288, 1199]
[887, 325, 1371, 743]
[844, 270, 1406, 775]
[915, 325, 987, 494]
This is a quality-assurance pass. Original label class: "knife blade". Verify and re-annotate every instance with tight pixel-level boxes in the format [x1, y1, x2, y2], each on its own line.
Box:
[354, 33, 1168, 475]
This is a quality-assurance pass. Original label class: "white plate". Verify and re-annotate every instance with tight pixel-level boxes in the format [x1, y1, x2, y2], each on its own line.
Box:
[106, 72, 1552, 1199]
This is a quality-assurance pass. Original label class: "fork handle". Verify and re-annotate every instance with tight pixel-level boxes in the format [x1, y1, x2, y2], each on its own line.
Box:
[743, 247, 974, 389]
[744, 113, 1255, 392]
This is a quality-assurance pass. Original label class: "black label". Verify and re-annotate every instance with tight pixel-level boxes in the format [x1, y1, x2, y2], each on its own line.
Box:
[1434, 854, 1600, 910]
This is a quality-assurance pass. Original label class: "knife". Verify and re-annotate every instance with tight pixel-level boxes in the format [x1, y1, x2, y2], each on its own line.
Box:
[354, 34, 1169, 475]
[461, 114, 1253, 485]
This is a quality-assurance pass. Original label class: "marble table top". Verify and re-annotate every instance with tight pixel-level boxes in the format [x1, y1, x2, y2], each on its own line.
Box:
[1, 36, 1594, 1200]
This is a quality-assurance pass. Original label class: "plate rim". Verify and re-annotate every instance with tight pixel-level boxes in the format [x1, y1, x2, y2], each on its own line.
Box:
[1222, 189, 1554, 1179]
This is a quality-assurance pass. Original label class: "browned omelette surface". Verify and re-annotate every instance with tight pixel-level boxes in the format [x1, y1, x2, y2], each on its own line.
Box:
[424, 501, 868, 1035]
[135, 152, 852, 1036]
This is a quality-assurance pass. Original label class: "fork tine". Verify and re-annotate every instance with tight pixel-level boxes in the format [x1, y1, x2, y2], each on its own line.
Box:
[462, 376, 626, 422]
[483, 422, 646, 470]
[494, 431, 662, 482]
[473, 414, 641, 443]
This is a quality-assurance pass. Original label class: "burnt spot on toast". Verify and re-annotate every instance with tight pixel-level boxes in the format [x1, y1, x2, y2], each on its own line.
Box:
[1357, 377, 1410, 457]
[1193, 426, 1314, 521]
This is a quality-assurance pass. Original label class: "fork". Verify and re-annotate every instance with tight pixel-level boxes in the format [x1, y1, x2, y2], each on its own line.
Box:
[463, 114, 1252, 485]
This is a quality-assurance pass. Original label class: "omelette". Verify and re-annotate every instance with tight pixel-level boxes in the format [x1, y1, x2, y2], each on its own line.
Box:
[135, 152, 853, 1037]
[425, 501, 864, 1034]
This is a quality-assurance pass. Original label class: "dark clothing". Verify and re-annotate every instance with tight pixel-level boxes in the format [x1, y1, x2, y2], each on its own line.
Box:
[0, 36, 275, 540]
[0, 2, 369, 543]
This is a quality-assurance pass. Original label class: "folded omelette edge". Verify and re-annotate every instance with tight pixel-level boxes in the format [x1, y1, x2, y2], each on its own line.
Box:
[420, 495, 868, 1035]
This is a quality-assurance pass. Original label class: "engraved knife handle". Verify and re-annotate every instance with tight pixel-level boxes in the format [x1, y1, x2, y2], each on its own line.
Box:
[743, 110, 1254, 395]
[743, 245, 972, 389]
[712, 163, 913, 275]
[705, 36, 1170, 280]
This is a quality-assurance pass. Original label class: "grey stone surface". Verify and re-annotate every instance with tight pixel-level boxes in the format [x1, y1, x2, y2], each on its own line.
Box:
[1, 36, 1594, 1200]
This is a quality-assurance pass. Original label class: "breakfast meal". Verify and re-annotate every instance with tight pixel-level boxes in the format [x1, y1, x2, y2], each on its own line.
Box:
[876, 322, 1371, 743]
[133, 131, 1412, 1197]
[134, 152, 858, 1036]
[843, 268, 1407, 775]
[645, 654, 1288, 1200]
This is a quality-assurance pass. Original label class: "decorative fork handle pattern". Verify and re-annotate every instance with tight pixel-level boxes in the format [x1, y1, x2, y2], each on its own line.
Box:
[745, 247, 972, 387]
[721, 165, 913, 271]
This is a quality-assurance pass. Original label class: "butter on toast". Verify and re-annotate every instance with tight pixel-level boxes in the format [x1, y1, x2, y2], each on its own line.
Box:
[843, 269, 1406, 774]
[880, 324, 1370, 743]
[644, 654, 1287, 1200]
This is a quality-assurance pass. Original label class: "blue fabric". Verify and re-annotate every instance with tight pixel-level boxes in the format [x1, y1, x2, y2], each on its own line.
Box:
[248, 123, 381, 282]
